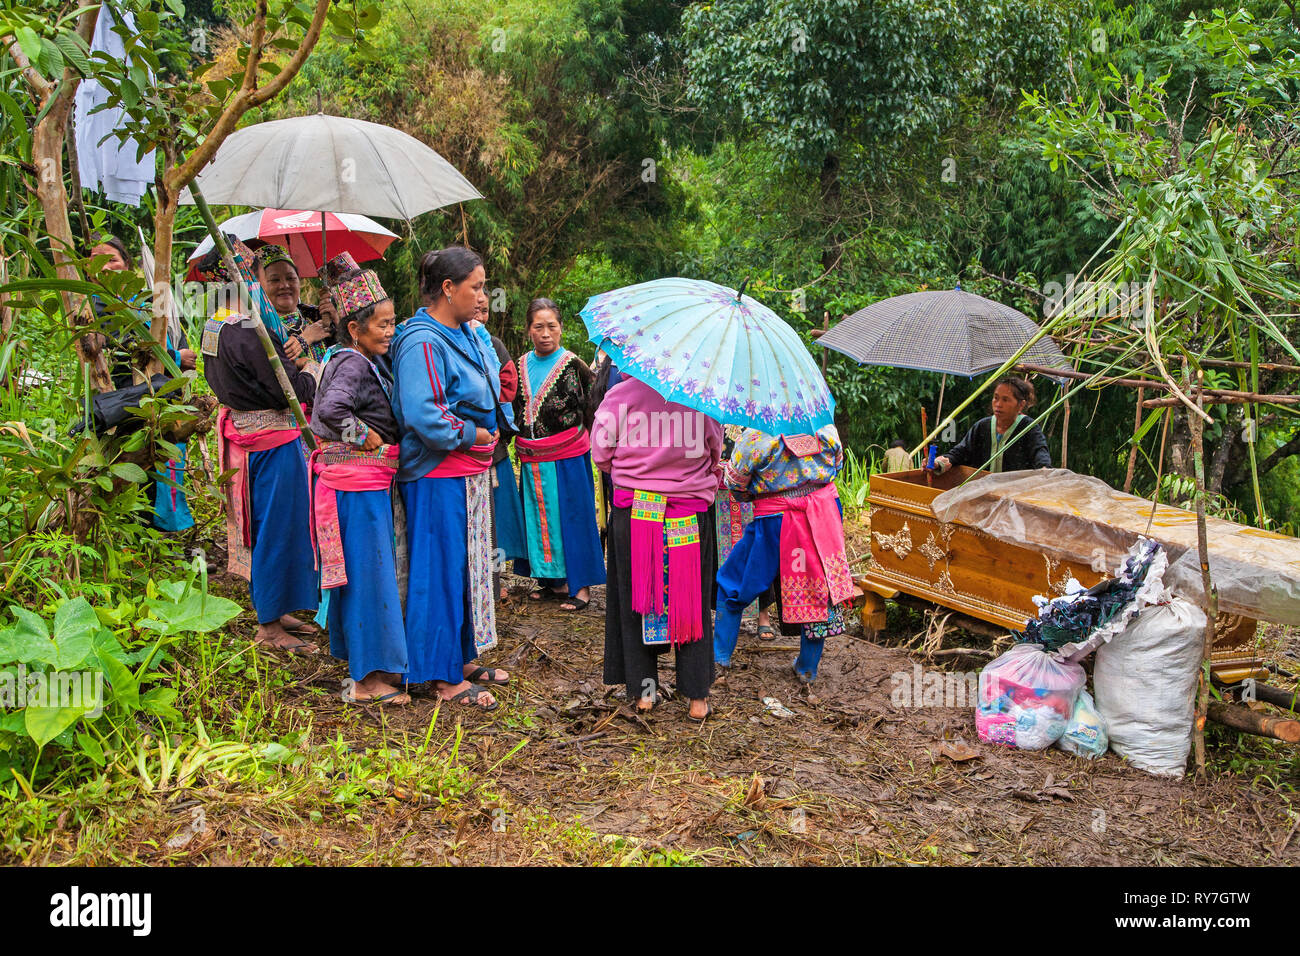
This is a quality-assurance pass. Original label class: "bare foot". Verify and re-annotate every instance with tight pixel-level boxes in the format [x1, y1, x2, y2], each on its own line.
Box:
[255, 621, 319, 654]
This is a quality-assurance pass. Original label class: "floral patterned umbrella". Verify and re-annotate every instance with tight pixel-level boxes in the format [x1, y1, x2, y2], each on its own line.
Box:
[579, 277, 834, 434]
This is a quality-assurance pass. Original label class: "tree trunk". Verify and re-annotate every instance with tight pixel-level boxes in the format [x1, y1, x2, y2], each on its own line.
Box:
[13, 3, 112, 392]
[820, 151, 843, 276]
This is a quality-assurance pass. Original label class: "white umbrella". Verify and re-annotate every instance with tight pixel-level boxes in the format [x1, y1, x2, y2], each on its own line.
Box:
[180, 113, 482, 218]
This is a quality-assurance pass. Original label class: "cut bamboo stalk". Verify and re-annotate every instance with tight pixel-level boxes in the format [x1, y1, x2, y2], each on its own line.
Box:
[1207, 701, 1300, 743]
[1191, 371, 1217, 778]
[1123, 387, 1143, 493]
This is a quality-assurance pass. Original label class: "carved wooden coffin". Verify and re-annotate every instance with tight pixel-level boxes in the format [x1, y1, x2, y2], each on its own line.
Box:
[864, 467, 1104, 631]
[862, 467, 1266, 681]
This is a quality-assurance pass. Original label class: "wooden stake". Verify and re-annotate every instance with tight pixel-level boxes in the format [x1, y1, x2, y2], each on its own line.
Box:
[1060, 394, 1070, 469]
[1191, 370, 1218, 778]
[1122, 387, 1143, 494]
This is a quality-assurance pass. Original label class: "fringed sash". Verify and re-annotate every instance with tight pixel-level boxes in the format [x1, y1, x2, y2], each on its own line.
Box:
[217, 407, 301, 580]
[614, 488, 707, 646]
[753, 483, 854, 624]
[309, 442, 399, 589]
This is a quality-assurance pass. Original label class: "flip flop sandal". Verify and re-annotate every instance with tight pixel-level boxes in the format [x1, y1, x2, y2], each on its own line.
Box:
[687, 703, 714, 723]
[757, 624, 777, 641]
[528, 587, 565, 602]
[344, 690, 411, 706]
[465, 666, 509, 686]
[441, 683, 499, 712]
[559, 597, 590, 612]
[279, 618, 320, 636]
[256, 637, 319, 656]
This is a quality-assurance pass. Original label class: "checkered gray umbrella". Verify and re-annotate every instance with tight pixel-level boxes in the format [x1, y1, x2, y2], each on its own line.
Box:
[817, 289, 1070, 376]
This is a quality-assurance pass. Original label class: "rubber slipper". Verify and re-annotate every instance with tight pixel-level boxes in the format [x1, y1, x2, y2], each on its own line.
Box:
[757, 624, 777, 641]
[344, 689, 411, 706]
[441, 683, 498, 712]
[255, 637, 319, 656]
[466, 666, 509, 686]
[529, 587, 565, 602]
[559, 597, 590, 612]
[687, 702, 714, 723]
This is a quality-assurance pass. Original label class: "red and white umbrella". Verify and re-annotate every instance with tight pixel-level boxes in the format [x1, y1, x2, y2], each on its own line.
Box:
[185, 208, 399, 279]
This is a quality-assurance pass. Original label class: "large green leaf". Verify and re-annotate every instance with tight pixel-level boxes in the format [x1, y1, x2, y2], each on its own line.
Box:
[24, 706, 86, 748]
[144, 593, 241, 635]
[96, 648, 139, 709]
[52, 598, 97, 669]
[4, 609, 56, 665]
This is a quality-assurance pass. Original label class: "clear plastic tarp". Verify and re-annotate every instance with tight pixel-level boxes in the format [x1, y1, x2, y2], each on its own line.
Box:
[931, 469, 1300, 626]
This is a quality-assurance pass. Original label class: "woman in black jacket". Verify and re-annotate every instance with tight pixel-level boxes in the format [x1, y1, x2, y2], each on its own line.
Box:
[933, 376, 1052, 475]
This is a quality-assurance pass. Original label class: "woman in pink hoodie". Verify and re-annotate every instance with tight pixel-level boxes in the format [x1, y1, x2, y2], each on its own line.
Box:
[593, 375, 724, 721]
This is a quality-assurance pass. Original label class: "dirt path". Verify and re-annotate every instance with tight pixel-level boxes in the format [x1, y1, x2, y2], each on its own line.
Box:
[194, 565, 1295, 867]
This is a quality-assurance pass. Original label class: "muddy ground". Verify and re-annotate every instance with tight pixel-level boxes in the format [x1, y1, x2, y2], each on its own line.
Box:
[156, 540, 1300, 867]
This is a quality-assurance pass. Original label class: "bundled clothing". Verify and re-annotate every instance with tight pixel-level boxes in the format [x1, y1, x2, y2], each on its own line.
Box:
[309, 343, 406, 682]
[943, 414, 1051, 473]
[512, 348, 605, 598]
[390, 310, 504, 685]
[594, 376, 724, 701]
[714, 425, 853, 681]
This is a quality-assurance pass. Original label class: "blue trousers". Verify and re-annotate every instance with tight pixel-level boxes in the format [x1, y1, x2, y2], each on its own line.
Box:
[327, 489, 408, 682]
[713, 513, 824, 680]
[247, 441, 319, 625]
[401, 475, 478, 685]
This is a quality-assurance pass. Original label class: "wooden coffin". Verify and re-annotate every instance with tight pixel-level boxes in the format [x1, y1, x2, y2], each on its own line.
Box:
[861, 467, 1266, 681]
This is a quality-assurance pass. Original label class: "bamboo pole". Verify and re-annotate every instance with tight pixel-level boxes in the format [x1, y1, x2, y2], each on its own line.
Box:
[1143, 393, 1299, 408]
[190, 184, 317, 451]
[1191, 370, 1218, 778]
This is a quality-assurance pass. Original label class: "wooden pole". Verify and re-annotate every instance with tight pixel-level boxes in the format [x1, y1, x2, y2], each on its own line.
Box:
[821, 310, 829, 375]
[1123, 387, 1143, 494]
[1191, 370, 1218, 777]
[1060, 394, 1070, 469]
[190, 184, 317, 451]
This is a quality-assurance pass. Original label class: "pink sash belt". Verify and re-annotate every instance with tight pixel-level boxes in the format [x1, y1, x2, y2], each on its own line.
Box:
[217, 407, 302, 580]
[424, 438, 498, 478]
[309, 442, 399, 589]
[516, 425, 590, 463]
[613, 488, 709, 644]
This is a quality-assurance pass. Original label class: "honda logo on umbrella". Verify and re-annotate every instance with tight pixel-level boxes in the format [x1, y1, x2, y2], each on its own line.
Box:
[272, 210, 318, 228]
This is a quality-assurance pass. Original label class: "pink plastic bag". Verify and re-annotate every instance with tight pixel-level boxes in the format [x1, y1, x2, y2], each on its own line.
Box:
[977, 643, 1086, 750]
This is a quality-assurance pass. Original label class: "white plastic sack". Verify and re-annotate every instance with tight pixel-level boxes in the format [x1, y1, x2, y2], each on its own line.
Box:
[1093, 599, 1204, 777]
[1057, 689, 1108, 759]
[976, 643, 1086, 750]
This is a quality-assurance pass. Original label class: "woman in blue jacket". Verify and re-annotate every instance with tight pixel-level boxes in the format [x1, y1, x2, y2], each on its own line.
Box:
[390, 247, 510, 711]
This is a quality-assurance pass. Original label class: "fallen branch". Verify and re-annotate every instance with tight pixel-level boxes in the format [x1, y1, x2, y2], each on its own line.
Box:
[1207, 700, 1300, 743]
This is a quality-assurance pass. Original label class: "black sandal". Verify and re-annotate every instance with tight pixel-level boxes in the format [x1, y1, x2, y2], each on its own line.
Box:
[529, 587, 565, 602]
[465, 666, 509, 686]
[559, 597, 589, 612]
[441, 684, 498, 712]
[687, 702, 714, 723]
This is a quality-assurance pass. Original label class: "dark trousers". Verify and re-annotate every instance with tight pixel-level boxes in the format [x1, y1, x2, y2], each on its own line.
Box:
[603, 503, 717, 701]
